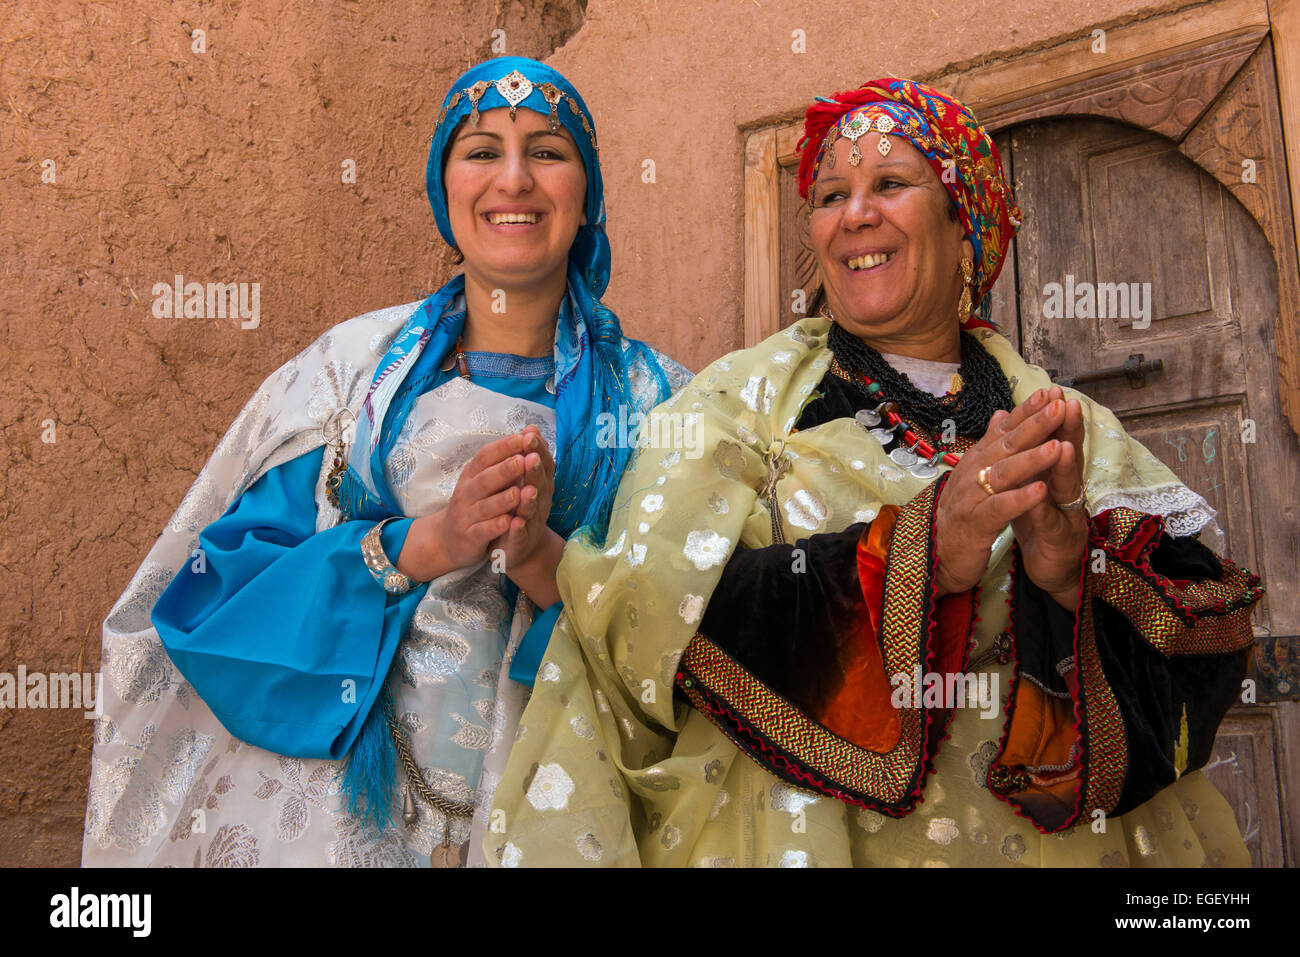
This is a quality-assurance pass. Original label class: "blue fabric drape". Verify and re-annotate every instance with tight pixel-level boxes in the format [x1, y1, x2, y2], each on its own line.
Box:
[153, 359, 560, 760]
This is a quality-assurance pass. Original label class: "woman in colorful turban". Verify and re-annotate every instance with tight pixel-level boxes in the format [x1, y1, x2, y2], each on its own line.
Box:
[83, 56, 689, 867]
[485, 79, 1260, 866]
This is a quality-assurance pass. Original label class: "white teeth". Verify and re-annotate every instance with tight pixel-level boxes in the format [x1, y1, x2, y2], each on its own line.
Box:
[489, 212, 539, 224]
[848, 252, 893, 270]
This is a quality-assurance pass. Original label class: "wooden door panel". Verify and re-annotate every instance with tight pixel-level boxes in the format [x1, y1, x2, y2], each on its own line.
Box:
[1202, 708, 1286, 867]
[779, 158, 814, 328]
[988, 131, 1021, 353]
[1121, 401, 1258, 587]
[1008, 115, 1297, 865]
[1089, 143, 1235, 343]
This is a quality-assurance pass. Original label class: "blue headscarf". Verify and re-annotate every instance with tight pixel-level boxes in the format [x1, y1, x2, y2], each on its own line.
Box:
[335, 57, 673, 827]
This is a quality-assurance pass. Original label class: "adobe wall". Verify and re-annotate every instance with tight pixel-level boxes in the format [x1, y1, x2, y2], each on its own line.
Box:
[0, 0, 1188, 864]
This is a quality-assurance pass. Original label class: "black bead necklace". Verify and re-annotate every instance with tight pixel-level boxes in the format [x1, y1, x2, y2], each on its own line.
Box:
[827, 321, 1013, 441]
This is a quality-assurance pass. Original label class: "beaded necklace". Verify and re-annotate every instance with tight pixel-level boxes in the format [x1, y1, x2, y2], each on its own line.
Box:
[827, 321, 1013, 477]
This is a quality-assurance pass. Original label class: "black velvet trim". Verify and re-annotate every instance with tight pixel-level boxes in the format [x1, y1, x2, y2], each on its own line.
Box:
[1010, 552, 1077, 698]
[1149, 530, 1223, 581]
[1093, 598, 1249, 817]
[1094, 526, 1247, 815]
[697, 524, 868, 719]
[795, 370, 871, 429]
[1008, 530, 1250, 819]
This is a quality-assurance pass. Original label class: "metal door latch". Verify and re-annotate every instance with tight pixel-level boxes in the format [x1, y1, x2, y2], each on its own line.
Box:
[1050, 354, 1164, 389]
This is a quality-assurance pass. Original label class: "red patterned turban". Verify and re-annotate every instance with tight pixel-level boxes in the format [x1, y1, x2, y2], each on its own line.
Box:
[797, 78, 1022, 328]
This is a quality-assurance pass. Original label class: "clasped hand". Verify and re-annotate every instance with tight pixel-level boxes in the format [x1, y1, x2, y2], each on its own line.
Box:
[397, 425, 559, 586]
[934, 386, 1088, 610]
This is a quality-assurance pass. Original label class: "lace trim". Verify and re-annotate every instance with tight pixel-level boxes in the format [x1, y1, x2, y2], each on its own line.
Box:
[1088, 483, 1221, 541]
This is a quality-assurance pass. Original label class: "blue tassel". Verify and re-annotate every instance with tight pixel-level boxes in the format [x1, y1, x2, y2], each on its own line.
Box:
[340, 686, 398, 830]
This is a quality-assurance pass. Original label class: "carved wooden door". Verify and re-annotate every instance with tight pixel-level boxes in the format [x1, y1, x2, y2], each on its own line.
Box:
[1008, 115, 1299, 867]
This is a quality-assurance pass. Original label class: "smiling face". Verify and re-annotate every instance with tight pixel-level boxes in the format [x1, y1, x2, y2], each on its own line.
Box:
[809, 130, 973, 355]
[442, 106, 588, 295]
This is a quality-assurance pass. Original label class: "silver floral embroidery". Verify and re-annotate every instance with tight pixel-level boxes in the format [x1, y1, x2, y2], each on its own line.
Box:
[400, 711, 428, 735]
[679, 594, 704, 624]
[167, 474, 223, 535]
[576, 832, 603, 861]
[1001, 833, 1026, 862]
[713, 442, 746, 479]
[526, 763, 574, 811]
[770, 781, 820, 813]
[642, 494, 664, 512]
[449, 713, 490, 751]
[400, 619, 472, 686]
[160, 728, 216, 804]
[305, 360, 361, 424]
[570, 715, 595, 739]
[927, 817, 959, 845]
[683, 529, 731, 570]
[779, 849, 809, 867]
[85, 751, 166, 850]
[784, 488, 828, 531]
[106, 635, 182, 707]
[970, 740, 999, 789]
[706, 493, 729, 514]
[205, 823, 260, 867]
[500, 842, 523, 867]
[104, 563, 177, 634]
[329, 814, 415, 868]
[252, 755, 338, 843]
[857, 808, 886, 833]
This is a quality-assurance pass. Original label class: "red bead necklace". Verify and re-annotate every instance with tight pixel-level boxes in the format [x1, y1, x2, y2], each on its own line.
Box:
[851, 368, 963, 468]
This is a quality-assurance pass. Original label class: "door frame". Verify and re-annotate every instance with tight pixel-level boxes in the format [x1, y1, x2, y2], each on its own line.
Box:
[742, 0, 1300, 444]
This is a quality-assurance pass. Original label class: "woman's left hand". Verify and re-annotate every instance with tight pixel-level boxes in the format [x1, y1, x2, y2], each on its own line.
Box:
[1010, 386, 1089, 610]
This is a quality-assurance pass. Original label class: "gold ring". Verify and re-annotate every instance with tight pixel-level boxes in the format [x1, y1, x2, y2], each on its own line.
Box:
[1057, 489, 1086, 511]
[977, 467, 997, 496]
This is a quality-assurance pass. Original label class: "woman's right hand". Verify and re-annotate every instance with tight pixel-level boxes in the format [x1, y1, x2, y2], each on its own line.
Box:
[396, 432, 533, 582]
[933, 389, 1073, 597]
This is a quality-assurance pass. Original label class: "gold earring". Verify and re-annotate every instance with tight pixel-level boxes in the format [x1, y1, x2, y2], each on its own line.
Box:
[957, 258, 974, 321]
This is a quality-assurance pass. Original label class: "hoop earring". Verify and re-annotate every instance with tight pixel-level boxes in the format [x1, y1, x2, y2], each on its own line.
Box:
[957, 257, 974, 321]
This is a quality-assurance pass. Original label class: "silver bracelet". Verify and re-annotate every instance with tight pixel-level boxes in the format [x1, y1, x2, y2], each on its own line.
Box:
[361, 517, 415, 595]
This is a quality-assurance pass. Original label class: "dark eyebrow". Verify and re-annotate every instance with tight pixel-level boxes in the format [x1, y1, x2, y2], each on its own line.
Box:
[456, 129, 571, 143]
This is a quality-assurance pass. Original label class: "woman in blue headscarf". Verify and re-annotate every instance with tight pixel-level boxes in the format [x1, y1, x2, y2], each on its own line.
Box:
[83, 57, 690, 868]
